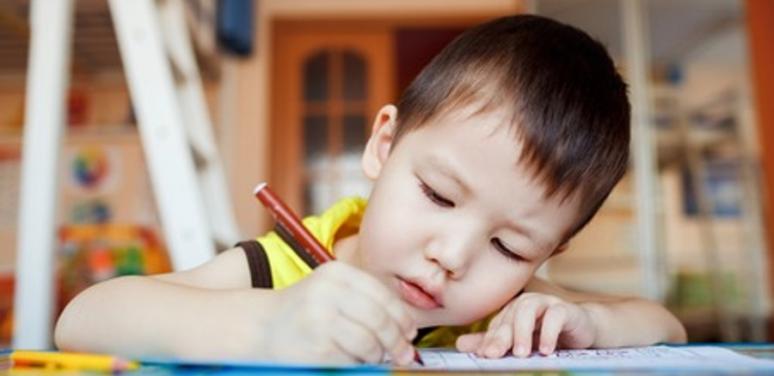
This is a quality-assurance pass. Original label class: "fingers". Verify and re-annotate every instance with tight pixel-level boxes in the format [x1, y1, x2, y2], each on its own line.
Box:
[337, 293, 416, 365]
[466, 294, 590, 360]
[538, 304, 568, 355]
[511, 296, 549, 358]
[326, 263, 417, 339]
[474, 294, 558, 359]
[316, 263, 416, 365]
[456, 333, 485, 352]
[331, 315, 385, 364]
[475, 307, 515, 358]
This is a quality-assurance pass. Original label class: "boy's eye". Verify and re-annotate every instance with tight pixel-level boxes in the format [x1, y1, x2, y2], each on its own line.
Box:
[491, 238, 525, 262]
[419, 181, 455, 208]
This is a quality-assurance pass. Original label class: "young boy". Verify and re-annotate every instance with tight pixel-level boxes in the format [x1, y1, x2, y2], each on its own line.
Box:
[55, 14, 686, 366]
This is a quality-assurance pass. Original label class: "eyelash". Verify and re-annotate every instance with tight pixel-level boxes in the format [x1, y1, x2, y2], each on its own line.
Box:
[419, 181, 455, 208]
[491, 238, 526, 262]
[418, 180, 525, 263]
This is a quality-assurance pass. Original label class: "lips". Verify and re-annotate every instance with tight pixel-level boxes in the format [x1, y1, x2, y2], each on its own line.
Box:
[397, 278, 443, 309]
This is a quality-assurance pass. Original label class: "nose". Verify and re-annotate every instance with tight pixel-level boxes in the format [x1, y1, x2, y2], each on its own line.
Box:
[424, 228, 479, 279]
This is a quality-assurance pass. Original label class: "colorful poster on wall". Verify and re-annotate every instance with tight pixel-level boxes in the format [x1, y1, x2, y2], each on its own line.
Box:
[65, 145, 121, 194]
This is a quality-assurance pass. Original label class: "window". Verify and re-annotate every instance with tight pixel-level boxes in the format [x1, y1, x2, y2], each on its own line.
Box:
[301, 49, 371, 214]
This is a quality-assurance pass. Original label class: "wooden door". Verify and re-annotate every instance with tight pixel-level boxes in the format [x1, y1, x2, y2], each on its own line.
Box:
[271, 20, 393, 215]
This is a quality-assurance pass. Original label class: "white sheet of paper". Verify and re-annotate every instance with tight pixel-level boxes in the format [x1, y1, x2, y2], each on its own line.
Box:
[408, 346, 774, 371]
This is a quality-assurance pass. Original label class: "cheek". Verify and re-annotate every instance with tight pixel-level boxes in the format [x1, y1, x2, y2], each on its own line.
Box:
[360, 159, 433, 258]
[359, 192, 426, 268]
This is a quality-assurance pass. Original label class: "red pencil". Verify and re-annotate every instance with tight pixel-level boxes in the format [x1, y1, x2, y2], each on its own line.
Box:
[254, 182, 332, 265]
[253, 182, 423, 366]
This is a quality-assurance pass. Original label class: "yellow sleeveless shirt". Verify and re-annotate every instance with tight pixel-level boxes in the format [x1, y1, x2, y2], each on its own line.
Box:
[252, 197, 490, 348]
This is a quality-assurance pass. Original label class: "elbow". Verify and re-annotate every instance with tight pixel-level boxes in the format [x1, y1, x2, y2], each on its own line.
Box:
[54, 279, 109, 351]
[54, 315, 70, 350]
[669, 318, 688, 344]
[53, 275, 144, 351]
[658, 305, 687, 344]
[54, 292, 81, 351]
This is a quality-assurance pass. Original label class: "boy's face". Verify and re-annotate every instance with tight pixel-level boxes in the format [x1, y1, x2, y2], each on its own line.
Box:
[350, 104, 581, 328]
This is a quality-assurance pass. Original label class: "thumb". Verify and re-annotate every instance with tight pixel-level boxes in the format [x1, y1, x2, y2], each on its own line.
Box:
[456, 332, 485, 352]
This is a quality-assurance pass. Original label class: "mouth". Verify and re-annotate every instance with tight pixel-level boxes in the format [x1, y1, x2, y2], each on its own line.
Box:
[397, 277, 443, 310]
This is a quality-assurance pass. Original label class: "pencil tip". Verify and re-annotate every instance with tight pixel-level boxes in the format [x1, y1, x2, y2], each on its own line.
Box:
[253, 182, 267, 195]
[414, 350, 424, 366]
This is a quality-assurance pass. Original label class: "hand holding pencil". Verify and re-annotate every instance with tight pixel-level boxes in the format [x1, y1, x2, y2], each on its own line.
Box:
[254, 183, 422, 366]
[257, 261, 418, 365]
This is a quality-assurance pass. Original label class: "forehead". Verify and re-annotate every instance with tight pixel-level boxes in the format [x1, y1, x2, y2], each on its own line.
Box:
[404, 106, 523, 185]
[395, 106, 581, 250]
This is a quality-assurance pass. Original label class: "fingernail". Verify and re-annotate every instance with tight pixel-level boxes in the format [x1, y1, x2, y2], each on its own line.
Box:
[515, 345, 527, 357]
[541, 345, 551, 354]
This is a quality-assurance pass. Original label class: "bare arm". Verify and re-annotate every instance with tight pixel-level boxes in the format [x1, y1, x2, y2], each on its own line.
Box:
[525, 277, 687, 346]
[54, 248, 276, 359]
[54, 248, 418, 364]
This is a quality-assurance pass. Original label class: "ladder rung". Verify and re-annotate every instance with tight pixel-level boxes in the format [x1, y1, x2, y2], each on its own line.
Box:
[188, 136, 214, 167]
[168, 50, 187, 84]
[213, 235, 234, 252]
[159, 0, 195, 83]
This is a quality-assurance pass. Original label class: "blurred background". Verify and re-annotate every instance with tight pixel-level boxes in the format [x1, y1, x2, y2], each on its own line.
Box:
[0, 0, 773, 349]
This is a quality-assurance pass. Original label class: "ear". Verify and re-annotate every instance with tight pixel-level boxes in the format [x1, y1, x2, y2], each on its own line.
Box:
[362, 105, 398, 180]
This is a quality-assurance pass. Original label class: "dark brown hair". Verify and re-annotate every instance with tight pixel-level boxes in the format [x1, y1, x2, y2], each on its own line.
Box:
[394, 15, 630, 242]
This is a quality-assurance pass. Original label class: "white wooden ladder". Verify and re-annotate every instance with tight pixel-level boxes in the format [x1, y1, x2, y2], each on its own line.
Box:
[14, 0, 239, 349]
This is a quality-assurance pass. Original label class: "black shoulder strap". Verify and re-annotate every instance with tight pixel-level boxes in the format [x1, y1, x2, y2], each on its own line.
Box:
[237, 240, 273, 288]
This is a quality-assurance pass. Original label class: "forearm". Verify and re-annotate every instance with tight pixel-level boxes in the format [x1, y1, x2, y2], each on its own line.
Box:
[55, 275, 277, 360]
[582, 298, 687, 348]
